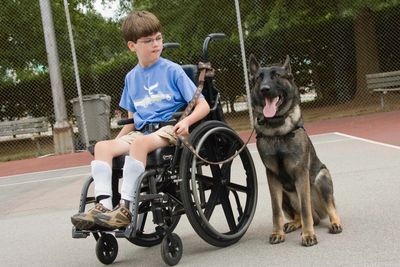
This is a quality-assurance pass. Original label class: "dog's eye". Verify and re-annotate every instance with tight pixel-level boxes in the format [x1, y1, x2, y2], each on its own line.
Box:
[257, 72, 264, 79]
[270, 70, 280, 78]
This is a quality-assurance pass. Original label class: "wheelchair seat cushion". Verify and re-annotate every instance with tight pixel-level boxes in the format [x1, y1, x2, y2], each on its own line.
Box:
[112, 146, 176, 170]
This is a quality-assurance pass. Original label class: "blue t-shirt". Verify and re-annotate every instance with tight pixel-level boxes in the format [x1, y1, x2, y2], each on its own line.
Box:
[119, 57, 199, 130]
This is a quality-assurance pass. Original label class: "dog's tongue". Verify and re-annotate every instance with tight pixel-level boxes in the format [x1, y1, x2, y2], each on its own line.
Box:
[263, 97, 279, 118]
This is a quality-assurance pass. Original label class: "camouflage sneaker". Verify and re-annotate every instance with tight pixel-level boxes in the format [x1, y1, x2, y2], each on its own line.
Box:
[94, 205, 132, 230]
[71, 203, 110, 230]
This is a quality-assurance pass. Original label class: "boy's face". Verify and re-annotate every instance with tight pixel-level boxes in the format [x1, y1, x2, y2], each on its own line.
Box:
[128, 32, 163, 67]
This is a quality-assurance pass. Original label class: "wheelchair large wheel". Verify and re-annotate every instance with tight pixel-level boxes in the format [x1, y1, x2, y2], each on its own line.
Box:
[180, 121, 257, 247]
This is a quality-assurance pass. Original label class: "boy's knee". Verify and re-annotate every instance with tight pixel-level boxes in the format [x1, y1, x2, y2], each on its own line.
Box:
[95, 140, 111, 154]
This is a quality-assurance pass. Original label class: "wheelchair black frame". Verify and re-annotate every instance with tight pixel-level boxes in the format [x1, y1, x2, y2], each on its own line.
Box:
[72, 33, 258, 266]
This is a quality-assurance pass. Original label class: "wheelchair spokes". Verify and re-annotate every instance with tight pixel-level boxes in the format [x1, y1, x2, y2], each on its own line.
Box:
[180, 121, 258, 247]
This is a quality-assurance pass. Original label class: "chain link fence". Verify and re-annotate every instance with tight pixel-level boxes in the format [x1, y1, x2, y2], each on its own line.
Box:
[1, 0, 400, 161]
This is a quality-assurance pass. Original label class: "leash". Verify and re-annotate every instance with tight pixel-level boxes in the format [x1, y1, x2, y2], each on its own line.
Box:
[177, 62, 255, 165]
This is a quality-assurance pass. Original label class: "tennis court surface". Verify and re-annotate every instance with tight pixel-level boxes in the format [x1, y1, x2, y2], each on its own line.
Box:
[0, 131, 399, 266]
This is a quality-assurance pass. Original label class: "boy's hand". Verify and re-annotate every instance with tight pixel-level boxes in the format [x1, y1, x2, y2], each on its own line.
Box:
[173, 120, 190, 137]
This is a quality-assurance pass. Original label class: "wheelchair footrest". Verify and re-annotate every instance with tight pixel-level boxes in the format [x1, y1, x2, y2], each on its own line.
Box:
[72, 227, 90, 239]
[114, 230, 126, 238]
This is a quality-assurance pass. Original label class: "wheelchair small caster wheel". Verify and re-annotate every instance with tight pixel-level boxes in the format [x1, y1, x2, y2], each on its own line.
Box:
[161, 233, 183, 266]
[96, 233, 118, 265]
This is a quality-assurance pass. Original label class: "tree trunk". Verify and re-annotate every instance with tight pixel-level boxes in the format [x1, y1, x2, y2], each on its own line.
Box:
[354, 7, 380, 100]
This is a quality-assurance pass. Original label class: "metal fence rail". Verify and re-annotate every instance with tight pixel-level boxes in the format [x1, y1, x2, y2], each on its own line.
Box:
[1, 0, 399, 161]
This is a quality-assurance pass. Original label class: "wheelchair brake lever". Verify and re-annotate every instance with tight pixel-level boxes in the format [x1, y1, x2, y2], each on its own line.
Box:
[117, 118, 134, 125]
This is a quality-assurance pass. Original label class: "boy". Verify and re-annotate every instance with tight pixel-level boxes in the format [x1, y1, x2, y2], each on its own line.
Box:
[71, 11, 209, 230]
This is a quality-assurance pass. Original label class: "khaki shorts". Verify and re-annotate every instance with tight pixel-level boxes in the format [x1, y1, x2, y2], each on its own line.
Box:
[118, 125, 177, 145]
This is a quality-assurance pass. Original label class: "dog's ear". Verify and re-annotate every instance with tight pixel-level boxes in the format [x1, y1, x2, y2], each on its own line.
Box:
[283, 55, 292, 74]
[283, 55, 294, 80]
[248, 54, 259, 78]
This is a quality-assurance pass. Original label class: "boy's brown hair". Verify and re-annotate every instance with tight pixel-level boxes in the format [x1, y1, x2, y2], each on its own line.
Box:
[122, 11, 162, 43]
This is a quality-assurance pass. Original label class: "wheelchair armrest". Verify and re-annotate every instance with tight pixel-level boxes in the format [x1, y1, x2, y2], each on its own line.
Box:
[119, 110, 183, 125]
[117, 118, 134, 126]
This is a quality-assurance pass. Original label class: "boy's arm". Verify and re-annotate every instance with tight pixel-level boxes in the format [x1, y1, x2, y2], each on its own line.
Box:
[173, 98, 210, 136]
[116, 111, 135, 139]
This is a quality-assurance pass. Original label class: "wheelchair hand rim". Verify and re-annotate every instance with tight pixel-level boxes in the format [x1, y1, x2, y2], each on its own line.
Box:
[190, 126, 257, 239]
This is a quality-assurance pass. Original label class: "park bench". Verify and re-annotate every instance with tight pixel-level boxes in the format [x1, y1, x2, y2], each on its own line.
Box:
[0, 117, 49, 152]
[366, 70, 400, 109]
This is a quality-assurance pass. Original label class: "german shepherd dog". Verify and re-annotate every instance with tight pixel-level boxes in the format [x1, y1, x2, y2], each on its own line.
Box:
[248, 55, 343, 246]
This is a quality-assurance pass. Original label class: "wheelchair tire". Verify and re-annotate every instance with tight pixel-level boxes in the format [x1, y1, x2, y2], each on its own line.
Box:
[95, 233, 118, 265]
[161, 233, 183, 266]
[180, 121, 258, 247]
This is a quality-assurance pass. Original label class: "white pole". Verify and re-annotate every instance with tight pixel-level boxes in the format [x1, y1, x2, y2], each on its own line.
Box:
[234, 0, 254, 128]
[63, 0, 89, 148]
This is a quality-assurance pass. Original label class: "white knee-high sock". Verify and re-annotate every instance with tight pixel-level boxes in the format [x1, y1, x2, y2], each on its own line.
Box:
[121, 156, 145, 206]
[91, 160, 113, 210]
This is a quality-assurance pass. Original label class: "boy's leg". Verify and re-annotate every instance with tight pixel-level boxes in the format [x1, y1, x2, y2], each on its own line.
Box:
[93, 139, 130, 209]
[71, 139, 129, 230]
[94, 133, 171, 229]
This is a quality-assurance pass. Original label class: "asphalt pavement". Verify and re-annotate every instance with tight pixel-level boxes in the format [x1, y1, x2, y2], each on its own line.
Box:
[1, 132, 399, 267]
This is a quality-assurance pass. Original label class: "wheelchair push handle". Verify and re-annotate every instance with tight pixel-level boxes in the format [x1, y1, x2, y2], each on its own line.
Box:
[162, 42, 180, 52]
[202, 33, 225, 62]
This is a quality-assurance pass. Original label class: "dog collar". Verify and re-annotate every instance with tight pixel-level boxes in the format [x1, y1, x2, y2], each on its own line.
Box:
[255, 123, 304, 139]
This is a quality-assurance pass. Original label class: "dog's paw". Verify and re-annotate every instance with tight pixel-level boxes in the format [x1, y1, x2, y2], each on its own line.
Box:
[329, 223, 343, 234]
[269, 233, 285, 244]
[284, 222, 301, 233]
[301, 234, 318, 247]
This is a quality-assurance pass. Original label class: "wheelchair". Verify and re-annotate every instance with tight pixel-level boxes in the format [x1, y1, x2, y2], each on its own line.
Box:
[72, 33, 258, 266]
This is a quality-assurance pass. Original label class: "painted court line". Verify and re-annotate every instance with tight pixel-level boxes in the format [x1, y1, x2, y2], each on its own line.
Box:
[248, 132, 352, 151]
[0, 173, 90, 188]
[0, 165, 89, 180]
[334, 132, 400, 150]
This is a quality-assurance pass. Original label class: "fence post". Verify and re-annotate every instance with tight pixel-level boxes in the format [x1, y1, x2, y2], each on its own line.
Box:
[39, 0, 74, 154]
[234, 0, 254, 129]
[63, 0, 90, 149]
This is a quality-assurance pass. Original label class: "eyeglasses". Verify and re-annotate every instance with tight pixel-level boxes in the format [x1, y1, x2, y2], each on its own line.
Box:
[136, 35, 163, 45]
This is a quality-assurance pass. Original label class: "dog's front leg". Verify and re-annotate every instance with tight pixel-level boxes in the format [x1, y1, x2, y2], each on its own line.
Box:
[295, 170, 318, 247]
[266, 170, 285, 244]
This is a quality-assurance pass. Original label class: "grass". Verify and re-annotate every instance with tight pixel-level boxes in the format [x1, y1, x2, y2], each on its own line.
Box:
[0, 136, 55, 162]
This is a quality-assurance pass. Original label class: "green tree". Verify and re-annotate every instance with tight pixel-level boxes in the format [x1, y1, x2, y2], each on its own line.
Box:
[0, 0, 126, 120]
[0, 0, 124, 82]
